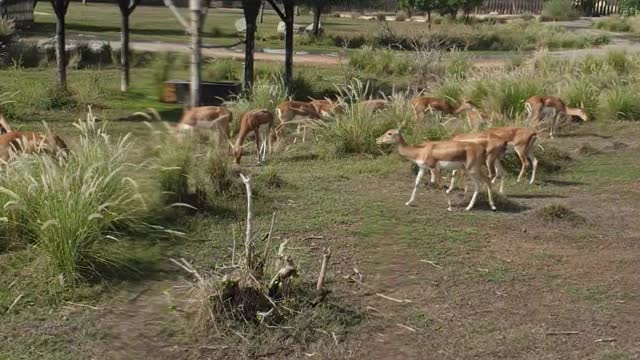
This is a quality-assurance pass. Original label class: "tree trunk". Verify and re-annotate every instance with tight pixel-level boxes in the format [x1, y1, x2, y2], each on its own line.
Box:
[190, 0, 202, 108]
[427, 11, 431, 30]
[120, 12, 130, 92]
[312, 3, 321, 37]
[55, 11, 66, 89]
[284, 2, 294, 97]
[260, 0, 265, 23]
[243, 1, 259, 92]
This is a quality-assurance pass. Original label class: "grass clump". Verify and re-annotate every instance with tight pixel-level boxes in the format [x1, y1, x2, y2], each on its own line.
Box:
[599, 86, 640, 121]
[0, 111, 155, 285]
[536, 203, 585, 224]
[204, 58, 240, 81]
[349, 46, 413, 76]
[594, 16, 632, 32]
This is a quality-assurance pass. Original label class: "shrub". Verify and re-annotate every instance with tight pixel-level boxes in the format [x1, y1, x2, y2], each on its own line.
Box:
[150, 53, 176, 98]
[349, 47, 413, 76]
[536, 203, 584, 224]
[606, 50, 634, 74]
[599, 86, 640, 121]
[2, 41, 42, 68]
[376, 14, 387, 21]
[619, 0, 640, 15]
[157, 131, 191, 204]
[0, 112, 154, 285]
[559, 76, 599, 120]
[204, 58, 240, 81]
[594, 16, 631, 32]
[395, 12, 408, 22]
[541, 0, 580, 21]
[445, 51, 471, 78]
[0, 17, 15, 45]
[482, 73, 545, 117]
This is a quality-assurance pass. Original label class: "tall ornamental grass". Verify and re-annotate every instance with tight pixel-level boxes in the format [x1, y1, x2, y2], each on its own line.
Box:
[0, 111, 152, 285]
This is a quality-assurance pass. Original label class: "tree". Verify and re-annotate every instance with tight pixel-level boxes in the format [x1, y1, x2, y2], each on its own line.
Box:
[398, 0, 418, 17]
[437, 0, 459, 19]
[242, 0, 261, 92]
[415, 0, 438, 28]
[459, 0, 482, 21]
[50, 0, 71, 89]
[117, 0, 141, 92]
[165, 0, 212, 108]
[266, 0, 295, 96]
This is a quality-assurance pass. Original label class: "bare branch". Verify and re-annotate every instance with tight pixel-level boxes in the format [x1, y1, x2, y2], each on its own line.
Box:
[163, 0, 192, 34]
[375, 293, 412, 304]
[240, 174, 253, 270]
[545, 331, 580, 336]
[265, 0, 286, 20]
[316, 247, 332, 292]
[420, 259, 444, 270]
[262, 212, 277, 260]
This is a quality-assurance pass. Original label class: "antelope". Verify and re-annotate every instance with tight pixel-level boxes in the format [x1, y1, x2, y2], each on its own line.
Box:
[359, 99, 388, 112]
[233, 109, 275, 165]
[445, 132, 509, 194]
[0, 108, 12, 134]
[377, 129, 496, 211]
[485, 127, 539, 184]
[0, 131, 69, 163]
[177, 106, 232, 147]
[275, 100, 321, 142]
[309, 98, 343, 116]
[525, 95, 589, 138]
[412, 97, 479, 121]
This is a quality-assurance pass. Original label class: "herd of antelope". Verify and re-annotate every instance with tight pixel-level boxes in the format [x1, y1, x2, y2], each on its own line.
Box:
[0, 93, 588, 212]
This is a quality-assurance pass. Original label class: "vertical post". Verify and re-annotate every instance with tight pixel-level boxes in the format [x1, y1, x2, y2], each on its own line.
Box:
[55, 9, 66, 89]
[284, 0, 294, 97]
[190, 0, 201, 108]
[120, 12, 130, 92]
[243, 0, 259, 92]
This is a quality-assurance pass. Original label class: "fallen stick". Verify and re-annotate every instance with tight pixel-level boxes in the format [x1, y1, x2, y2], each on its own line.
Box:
[65, 301, 101, 310]
[545, 331, 580, 336]
[420, 259, 444, 270]
[376, 293, 412, 303]
[594, 338, 616, 343]
[6, 293, 23, 314]
[396, 323, 417, 332]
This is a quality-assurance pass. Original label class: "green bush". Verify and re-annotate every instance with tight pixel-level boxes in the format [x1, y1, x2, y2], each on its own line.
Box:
[349, 47, 413, 76]
[0, 113, 153, 285]
[482, 73, 545, 117]
[594, 16, 632, 32]
[541, 0, 580, 21]
[619, 0, 640, 15]
[2, 41, 42, 68]
[599, 86, 640, 121]
[204, 58, 240, 81]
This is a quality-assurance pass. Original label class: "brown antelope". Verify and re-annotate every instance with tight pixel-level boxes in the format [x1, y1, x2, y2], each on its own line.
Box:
[233, 109, 275, 165]
[525, 95, 589, 138]
[377, 129, 496, 211]
[0, 108, 12, 134]
[275, 100, 321, 142]
[309, 98, 343, 116]
[485, 127, 539, 184]
[359, 99, 388, 112]
[177, 106, 232, 147]
[0, 131, 69, 163]
[445, 132, 509, 194]
[411, 97, 479, 121]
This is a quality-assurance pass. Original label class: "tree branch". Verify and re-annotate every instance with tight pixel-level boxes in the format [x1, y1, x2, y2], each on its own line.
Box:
[164, 0, 192, 34]
[265, 0, 286, 20]
[127, 0, 141, 15]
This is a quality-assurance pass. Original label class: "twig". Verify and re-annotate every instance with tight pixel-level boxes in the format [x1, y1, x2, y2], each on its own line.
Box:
[268, 256, 297, 291]
[331, 332, 339, 346]
[594, 338, 616, 343]
[262, 212, 277, 261]
[316, 247, 332, 292]
[303, 235, 324, 241]
[240, 174, 253, 270]
[65, 301, 101, 310]
[376, 293, 412, 303]
[365, 306, 389, 318]
[231, 224, 236, 266]
[420, 259, 444, 270]
[545, 331, 580, 336]
[5, 293, 23, 314]
[396, 323, 417, 332]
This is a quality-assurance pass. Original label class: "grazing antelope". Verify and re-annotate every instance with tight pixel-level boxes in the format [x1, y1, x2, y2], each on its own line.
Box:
[177, 106, 232, 147]
[0, 131, 69, 163]
[359, 99, 388, 112]
[309, 98, 343, 116]
[525, 95, 589, 138]
[485, 127, 539, 184]
[233, 109, 275, 165]
[275, 100, 321, 142]
[445, 132, 509, 194]
[377, 129, 496, 211]
[411, 97, 479, 121]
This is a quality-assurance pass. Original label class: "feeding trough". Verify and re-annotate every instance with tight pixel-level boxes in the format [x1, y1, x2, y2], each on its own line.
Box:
[162, 80, 242, 106]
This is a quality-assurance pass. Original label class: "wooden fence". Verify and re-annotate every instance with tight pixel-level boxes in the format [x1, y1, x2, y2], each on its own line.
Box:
[0, 0, 34, 26]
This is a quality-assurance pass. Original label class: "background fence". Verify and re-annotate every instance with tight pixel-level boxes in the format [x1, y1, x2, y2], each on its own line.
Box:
[0, 0, 34, 26]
